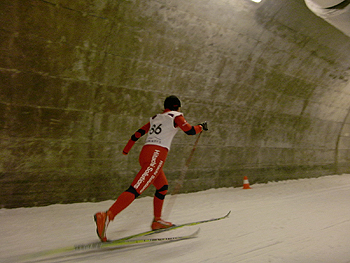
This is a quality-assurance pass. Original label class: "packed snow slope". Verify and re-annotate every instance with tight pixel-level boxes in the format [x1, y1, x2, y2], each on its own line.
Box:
[1, 174, 350, 263]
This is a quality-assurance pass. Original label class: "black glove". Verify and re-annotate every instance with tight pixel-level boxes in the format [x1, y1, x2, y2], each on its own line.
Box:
[199, 121, 208, 131]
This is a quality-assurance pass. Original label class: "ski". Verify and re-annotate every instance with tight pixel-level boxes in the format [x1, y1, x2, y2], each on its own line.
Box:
[102, 210, 231, 244]
[23, 228, 199, 261]
[75, 227, 200, 250]
[74, 210, 230, 250]
[24, 211, 230, 260]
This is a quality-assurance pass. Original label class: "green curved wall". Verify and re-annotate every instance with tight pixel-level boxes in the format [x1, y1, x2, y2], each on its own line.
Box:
[1, 0, 350, 207]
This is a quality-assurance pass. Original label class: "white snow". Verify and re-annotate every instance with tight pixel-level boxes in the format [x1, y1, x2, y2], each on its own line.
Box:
[1, 174, 350, 263]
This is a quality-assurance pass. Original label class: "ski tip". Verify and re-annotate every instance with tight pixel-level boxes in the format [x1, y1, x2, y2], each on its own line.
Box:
[186, 227, 200, 239]
[194, 227, 201, 236]
[223, 211, 231, 218]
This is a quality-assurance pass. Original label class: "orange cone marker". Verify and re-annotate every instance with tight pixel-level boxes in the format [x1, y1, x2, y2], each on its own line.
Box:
[243, 176, 251, 189]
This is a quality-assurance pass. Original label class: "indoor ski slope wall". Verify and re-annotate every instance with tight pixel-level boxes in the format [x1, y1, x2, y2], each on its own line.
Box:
[1, 0, 350, 207]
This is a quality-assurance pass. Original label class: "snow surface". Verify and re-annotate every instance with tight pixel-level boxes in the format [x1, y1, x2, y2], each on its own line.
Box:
[1, 174, 350, 263]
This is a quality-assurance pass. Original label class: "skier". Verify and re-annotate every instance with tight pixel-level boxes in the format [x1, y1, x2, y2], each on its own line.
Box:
[94, 95, 208, 242]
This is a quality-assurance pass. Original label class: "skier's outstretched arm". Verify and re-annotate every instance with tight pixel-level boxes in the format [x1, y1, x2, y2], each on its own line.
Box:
[122, 122, 150, 155]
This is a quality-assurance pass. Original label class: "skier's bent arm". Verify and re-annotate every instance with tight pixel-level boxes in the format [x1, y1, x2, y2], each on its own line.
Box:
[123, 122, 150, 155]
[174, 115, 204, 135]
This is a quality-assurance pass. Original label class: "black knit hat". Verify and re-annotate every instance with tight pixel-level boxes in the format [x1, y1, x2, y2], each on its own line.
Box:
[164, 95, 181, 110]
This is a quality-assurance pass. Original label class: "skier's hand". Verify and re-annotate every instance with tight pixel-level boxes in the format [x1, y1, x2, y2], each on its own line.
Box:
[199, 121, 208, 131]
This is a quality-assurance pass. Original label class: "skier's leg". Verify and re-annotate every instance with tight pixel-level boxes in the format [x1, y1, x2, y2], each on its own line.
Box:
[95, 186, 139, 242]
[153, 170, 168, 219]
[151, 171, 173, 230]
[108, 186, 139, 220]
[95, 145, 167, 241]
[108, 145, 167, 218]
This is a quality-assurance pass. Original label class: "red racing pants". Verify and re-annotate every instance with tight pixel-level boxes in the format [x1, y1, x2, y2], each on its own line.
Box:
[108, 145, 169, 220]
[131, 144, 168, 194]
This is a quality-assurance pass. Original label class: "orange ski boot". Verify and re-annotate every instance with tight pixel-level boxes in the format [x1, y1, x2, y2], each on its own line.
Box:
[94, 211, 110, 242]
[151, 218, 174, 230]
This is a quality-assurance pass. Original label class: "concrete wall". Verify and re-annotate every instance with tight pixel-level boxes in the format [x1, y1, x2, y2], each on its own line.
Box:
[1, 0, 350, 208]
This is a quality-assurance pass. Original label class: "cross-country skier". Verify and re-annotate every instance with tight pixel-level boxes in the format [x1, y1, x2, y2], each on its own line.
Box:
[94, 95, 208, 242]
